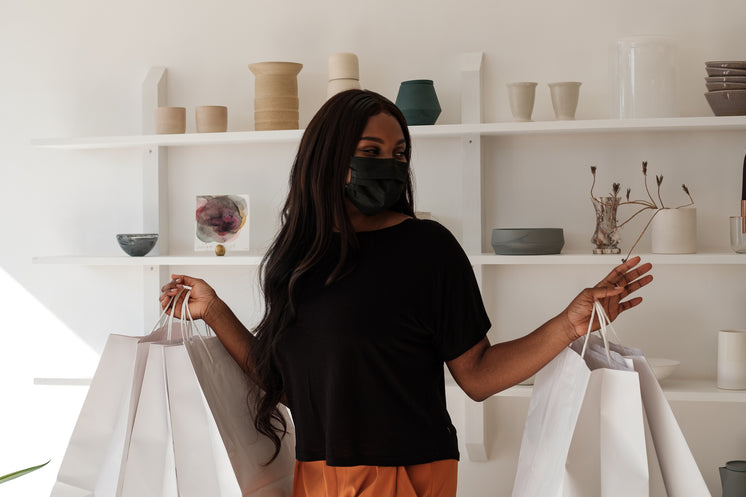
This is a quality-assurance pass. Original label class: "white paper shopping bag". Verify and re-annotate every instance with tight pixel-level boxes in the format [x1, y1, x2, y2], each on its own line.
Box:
[163, 343, 226, 497]
[118, 343, 178, 497]
[50, 334, 140, 497]
[565, 339, 648, 497]
[185, 334, 295, 496]
[512, 301, 649, 497]
[511, 346, 591, 497]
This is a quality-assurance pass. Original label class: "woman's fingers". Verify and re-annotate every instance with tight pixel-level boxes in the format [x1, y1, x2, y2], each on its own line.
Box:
[599, 257, 653, 290]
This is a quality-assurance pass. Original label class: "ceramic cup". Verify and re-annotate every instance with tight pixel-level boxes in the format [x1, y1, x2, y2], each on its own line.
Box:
[718, 329, 746, 390]
[651, 207, 697, 254]
[729, 216, 746, 253]
[548, 81, 582, 120]
[195, 105, 227, 133]
[506, 82, 538, 122]
[154, 106, 186, 134]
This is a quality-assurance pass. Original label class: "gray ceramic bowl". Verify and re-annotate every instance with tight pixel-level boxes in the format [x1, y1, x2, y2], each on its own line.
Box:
[705, 76, 746, 83]
[491, 228, 564, 255]
[706, 66, 746, 77]
[705, 90, 746, 116]
[706, 82, 746, 91]
[116, 233, 159, 257]
[705, 61, 746, 69]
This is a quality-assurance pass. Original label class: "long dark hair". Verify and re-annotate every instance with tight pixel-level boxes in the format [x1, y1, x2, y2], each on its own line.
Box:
[248, 89, 414, 461]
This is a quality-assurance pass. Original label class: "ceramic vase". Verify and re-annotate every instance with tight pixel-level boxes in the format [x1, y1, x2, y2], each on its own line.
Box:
[651, 207, 696, 254]
[248, 61, 303, 130]
[395, 79, 441, 126]
[591, 196, 621, 254]
[327, 52, 362, 98]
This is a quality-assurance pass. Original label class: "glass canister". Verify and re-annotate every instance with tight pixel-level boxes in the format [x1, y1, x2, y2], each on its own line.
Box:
[613, 36, 678, 119]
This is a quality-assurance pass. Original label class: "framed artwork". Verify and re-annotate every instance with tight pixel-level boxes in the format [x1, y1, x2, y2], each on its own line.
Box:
[195, 194, 250, 251]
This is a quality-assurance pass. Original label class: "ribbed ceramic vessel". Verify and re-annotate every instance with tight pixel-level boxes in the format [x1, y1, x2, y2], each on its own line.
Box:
[395, 79, 441, 125]
[248, 61, 303, 130]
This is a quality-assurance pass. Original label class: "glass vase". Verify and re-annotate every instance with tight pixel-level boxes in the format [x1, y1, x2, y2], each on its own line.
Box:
[591, 196, 621, 254]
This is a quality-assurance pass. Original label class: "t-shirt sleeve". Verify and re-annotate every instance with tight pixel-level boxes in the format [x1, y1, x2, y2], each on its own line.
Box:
[422, 221, 491, 361]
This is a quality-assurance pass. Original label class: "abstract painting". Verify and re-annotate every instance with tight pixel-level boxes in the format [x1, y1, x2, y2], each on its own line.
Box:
[195, 194, 250, 251]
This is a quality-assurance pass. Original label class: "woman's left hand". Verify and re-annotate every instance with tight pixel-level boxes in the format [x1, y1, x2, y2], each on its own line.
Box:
[563, 256, 653, 340]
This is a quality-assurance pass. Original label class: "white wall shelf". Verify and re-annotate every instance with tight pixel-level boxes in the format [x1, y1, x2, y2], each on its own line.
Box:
[33, 58, 746, 466]
[32, 251, 746, 267]
[32, 254, 265, 266]
[447, 379, 746, 403]
[468, 252, 746, 265]
[31, 115, 746, 150]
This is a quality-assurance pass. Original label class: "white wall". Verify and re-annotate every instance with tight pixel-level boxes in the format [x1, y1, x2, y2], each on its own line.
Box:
[2, 0, 746, 495]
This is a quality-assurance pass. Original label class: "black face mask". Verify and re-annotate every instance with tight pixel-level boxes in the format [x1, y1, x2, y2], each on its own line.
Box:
[344, 157, 409, 216]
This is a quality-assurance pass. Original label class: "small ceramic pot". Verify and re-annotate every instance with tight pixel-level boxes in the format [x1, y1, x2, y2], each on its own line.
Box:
[506, 82, 538, 122]
[548, 81, 582, 120]
[395, 79, 441, 126]
[195, 105, 227, 133]
[154, 107, 186, 134]
[651, 207, 697, 254]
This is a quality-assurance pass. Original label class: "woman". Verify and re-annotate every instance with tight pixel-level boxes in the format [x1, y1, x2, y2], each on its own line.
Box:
[160, 89, 653, 497]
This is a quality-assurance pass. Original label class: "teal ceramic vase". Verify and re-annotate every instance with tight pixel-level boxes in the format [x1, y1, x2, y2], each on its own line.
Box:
[395, 79, 441, 125]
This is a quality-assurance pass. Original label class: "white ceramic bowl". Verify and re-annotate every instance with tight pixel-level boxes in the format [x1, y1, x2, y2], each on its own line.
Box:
[646, 358, 680, 381]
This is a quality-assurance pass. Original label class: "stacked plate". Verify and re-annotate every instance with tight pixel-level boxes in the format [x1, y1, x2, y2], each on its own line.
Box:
[704, 61, 746, 116]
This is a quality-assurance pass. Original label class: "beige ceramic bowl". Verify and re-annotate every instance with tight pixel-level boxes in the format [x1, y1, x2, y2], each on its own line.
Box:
[195, 106, 227, 133]
[154, 107, 186, 134]
[705, 90, 746, 116]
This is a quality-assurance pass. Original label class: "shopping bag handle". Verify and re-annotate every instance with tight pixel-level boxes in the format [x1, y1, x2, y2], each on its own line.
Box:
[145, 288, 187, 338]
[580, 300, 622, 365]
[180, 288, 217, 364]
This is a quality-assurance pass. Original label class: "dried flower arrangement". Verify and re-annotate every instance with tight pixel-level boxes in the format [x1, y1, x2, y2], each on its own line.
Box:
[590, 161, 694, 261]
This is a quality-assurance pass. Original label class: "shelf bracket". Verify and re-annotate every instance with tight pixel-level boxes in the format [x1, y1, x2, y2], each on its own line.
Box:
[142, 67, 169, 328]
[460, 51, 489, 462]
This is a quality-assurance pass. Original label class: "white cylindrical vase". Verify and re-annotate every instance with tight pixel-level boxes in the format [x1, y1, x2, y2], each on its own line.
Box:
[651, 208, 696, 254]
[718, 330, 746, 390]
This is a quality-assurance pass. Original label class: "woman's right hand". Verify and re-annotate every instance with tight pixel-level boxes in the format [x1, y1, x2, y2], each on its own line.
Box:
[159, 274, 219, 322]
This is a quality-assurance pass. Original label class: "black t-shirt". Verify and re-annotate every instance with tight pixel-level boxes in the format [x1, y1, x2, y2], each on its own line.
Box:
[274, 218, 491, 466]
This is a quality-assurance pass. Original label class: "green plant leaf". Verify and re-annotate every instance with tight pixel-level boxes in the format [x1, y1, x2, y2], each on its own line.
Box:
[0, 460, 50, 485]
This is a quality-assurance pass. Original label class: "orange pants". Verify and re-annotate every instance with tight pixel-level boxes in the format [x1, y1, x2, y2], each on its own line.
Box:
[292, 459, 458, 497]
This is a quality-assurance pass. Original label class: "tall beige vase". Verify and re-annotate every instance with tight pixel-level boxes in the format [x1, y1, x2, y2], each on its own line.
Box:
[248, 61, 303, 131]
